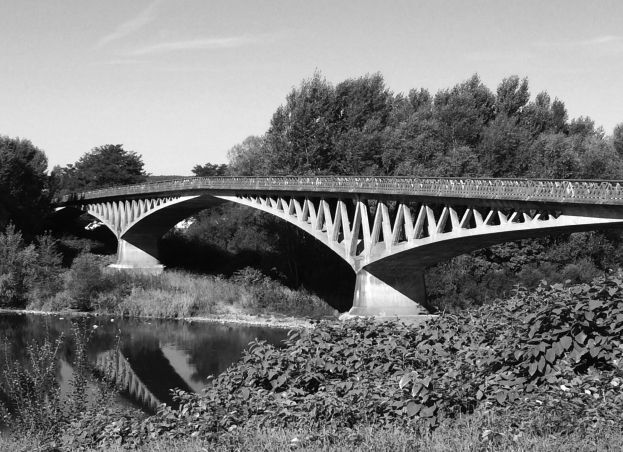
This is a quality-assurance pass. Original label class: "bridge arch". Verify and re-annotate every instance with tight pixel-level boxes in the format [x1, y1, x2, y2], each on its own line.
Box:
[57, 177, 623, 318]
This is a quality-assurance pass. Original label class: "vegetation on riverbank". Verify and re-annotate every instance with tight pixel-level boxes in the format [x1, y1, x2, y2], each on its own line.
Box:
[2, 416, 623, 451]
[0, 225, 335, 319]
[2, 277, 622, 450]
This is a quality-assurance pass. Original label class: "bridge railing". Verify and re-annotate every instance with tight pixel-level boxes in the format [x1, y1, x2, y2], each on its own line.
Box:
[58, 176, 623, 205]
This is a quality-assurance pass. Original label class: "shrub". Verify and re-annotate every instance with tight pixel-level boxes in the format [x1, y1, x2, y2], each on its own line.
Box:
[0, 320, 140, 449]
[96, 277, 620, 447]
[63, 252, 112, 310]
[25, 233, 64, 306]
[0, 225, 37, 308]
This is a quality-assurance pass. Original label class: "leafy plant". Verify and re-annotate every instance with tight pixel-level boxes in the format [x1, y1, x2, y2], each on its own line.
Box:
[0, 224, 37, 307]
[101, 277, 622, 445]
[0, 319, 136, 449]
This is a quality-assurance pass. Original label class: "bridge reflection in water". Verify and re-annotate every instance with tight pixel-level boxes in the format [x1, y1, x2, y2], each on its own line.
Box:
[0, 314, 288, 415]
[99, 350, 161, 411]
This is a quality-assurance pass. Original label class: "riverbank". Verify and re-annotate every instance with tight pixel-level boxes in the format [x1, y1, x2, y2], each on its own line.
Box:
[2, 419, 622, 452]
[10, 257, 338, 325]
[4, 277, 622, 451]
[3, 281, 623, 450]
[0, 307, 316, 329]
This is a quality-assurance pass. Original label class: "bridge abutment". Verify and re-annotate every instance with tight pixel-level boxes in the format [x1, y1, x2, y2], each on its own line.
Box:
[349, 269, 433, 318]
[109, 239, 164, 274]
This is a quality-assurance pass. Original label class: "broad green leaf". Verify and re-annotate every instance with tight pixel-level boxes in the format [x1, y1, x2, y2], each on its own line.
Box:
[545, 348, 556, 363]
[588, 300, 602, 310]
[405, 401, 421, 417]
[585, 311, 595, 321]
[528, 362, 538, 376]
[537, 356, 546, 373]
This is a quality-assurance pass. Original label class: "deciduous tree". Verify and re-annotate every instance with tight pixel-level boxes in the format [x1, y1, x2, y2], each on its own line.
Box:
[191, 163, 228, 177]
[56, 144, 148, 192]
[0, 136, 50, 234]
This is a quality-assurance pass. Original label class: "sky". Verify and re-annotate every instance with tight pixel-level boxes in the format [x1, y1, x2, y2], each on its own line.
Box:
[1, 0, 622, 176]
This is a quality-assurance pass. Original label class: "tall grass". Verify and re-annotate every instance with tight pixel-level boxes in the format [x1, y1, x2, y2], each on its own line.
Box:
[113, 270, 335, 318]
[26, 255, 337, 319]
[2, 414, 622, 451]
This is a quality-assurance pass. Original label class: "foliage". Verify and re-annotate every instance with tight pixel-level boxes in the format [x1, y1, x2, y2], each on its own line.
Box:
[226, 136, 267, 176]
[61, 277, 621, 449]
[28, 232, 64, 302]
[63, 252, 113, 311]
[3, 421, 623, 451]
[191, 163, 228, 177]
[0, 320, 131, 450]
[54, 144, 148, 193]
[0, 135, 50, 235]
[0, 225, 38, 307]
[613, 122, 623, 156]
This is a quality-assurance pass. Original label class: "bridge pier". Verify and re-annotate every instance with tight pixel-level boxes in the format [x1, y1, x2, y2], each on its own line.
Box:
[349, 269, 432, 318]
[109, 239, 164, 274]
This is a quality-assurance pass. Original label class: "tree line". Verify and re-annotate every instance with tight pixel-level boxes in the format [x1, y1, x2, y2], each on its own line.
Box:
[224, 72, 623, 180]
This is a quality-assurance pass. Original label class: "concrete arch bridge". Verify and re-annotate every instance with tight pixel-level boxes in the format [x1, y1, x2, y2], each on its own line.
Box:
[56, 176, 623, 318]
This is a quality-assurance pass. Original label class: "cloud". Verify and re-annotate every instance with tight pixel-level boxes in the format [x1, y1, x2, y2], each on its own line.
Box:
[465, 50, 533, 63]
[126, 35, 268, 56]
[98, 0, 162, 47]
[584, 36, 621, 45]
[533, 35, 622, 48]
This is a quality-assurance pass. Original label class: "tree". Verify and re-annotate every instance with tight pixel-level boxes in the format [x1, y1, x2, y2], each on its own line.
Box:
[0, 224, 37, 307]
[433, 74, 496, 149]
[612, 123, 623, 156]
[263, 72, 336, 174]
[56, 144, 148, 192]
[192, 163, 228, 177]
[330, 73, 394, 174]
[227, 136, 267, 176]
[479, 115, 531, 177]
[0, 136, 50, 234]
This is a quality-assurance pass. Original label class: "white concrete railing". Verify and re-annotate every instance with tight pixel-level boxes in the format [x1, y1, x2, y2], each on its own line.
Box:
[58, 176, 623, 205]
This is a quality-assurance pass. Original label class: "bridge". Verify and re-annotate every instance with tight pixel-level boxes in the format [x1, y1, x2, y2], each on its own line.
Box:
[56, 176, 623, 318]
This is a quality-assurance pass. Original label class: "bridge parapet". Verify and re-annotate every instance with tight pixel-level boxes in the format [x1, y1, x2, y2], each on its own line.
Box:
[58, 176, 623, 206]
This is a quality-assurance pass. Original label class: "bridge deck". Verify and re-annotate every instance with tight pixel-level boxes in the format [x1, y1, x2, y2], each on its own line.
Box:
[58, 176, 623, 206]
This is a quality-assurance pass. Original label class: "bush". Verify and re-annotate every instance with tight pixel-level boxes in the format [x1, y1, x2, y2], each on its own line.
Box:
[94, 277, 621, 447]
[0, 225, 37, 308]
[63, 253, 112, 310]
[0, 320, 133, 449]
[25, 233, 64, 306]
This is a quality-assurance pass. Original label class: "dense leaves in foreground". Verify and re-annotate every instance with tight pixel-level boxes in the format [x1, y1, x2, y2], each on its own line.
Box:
[49, 278, 623, 449]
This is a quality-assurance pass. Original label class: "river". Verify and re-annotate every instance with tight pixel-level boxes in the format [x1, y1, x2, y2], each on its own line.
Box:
[0, 313, 289, 412]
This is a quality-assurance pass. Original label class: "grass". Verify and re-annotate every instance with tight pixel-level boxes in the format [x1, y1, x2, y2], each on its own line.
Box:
[110, 270, 336, 319]
[26, 263, 337, 320]
[2, 415, 622, 451]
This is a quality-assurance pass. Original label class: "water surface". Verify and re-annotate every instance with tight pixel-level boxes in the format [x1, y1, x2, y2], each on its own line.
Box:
[0, 313, 288, 411]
